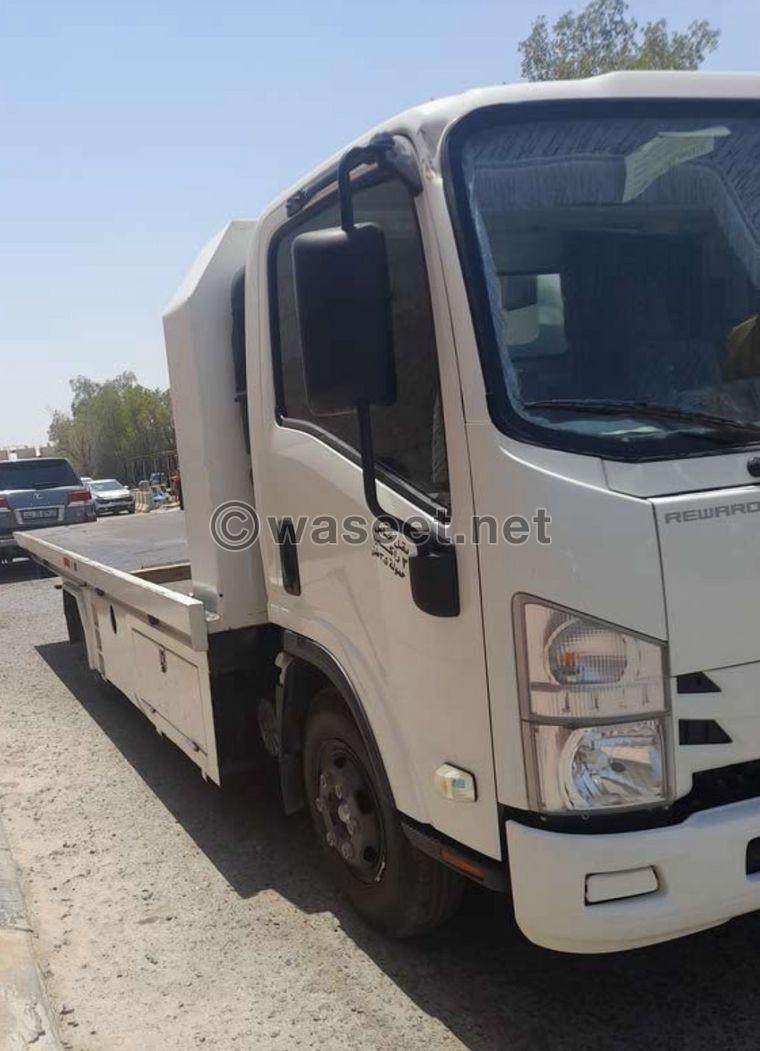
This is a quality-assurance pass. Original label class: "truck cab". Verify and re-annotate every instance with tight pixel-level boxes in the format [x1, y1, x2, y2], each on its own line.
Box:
[235, 71, 760, 952]
[24, 71, 760, 954]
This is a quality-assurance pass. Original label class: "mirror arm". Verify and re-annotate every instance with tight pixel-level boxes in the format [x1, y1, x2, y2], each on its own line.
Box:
[338, 142, 459, 616]
[338, 142, 430, 546]
[337, 146, 373, 231]
[337, 135, 422, 233]
[368, 133, 423, 197]
[339, 142, 438, 548]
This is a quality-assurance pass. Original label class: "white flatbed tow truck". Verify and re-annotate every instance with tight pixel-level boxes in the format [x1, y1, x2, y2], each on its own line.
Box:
[19, 71, 760, 953]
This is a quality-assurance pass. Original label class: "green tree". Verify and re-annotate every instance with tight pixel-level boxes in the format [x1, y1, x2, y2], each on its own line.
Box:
[519, 0, 719, 81]
[48, 372, 175, 479]
[48, 410, 95, 476]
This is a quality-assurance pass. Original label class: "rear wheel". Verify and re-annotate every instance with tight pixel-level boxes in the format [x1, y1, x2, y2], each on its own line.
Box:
[303, 688, 464, 937]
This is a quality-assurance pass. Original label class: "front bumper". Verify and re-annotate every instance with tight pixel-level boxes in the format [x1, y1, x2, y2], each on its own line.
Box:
[507, 796, 760, 953]
[95, 500, 134, 514]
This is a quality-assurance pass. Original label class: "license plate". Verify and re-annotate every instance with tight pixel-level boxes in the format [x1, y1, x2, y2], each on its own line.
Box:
[22, 508, 58, 521]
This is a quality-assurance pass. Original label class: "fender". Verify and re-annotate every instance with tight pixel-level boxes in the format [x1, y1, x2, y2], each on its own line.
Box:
[278, 630, 506, 890]
[277, 629, 395, 815]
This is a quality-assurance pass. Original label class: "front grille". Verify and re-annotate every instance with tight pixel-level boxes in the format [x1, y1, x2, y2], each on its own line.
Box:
[679, 719, 732, 745]
[678, 759, 760, 818]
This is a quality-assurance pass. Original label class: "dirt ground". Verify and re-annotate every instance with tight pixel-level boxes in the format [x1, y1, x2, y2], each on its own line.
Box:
[3, 562, 760, 1050]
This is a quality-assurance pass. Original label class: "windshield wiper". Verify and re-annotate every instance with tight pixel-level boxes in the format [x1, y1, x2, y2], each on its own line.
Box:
[523, 399, 760, 442]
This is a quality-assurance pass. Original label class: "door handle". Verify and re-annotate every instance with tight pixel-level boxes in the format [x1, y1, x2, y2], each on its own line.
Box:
[277, 518, 301, 596]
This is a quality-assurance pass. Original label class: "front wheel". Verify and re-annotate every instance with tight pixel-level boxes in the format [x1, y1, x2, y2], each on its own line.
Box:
[303, 689, 464, 938]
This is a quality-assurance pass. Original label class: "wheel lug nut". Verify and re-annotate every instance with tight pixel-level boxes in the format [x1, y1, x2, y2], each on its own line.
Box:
[337, 802, 351, 823]
[315, 798, 324, 813]
[340, 842, 354, 861]
[326, 832, 336, 847]
[319, 774, 328, 791]
[346, 819, 358, 835]
[334, 784, 344, 800]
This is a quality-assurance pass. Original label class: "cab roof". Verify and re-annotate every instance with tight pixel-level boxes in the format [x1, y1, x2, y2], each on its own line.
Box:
[265, 71, 760, 219]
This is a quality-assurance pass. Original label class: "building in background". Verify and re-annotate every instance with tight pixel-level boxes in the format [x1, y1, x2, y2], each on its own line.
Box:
[0, 444, 58, 461]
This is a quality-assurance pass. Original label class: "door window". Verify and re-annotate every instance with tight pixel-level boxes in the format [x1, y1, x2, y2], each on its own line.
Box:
[271, 175, 449, 507]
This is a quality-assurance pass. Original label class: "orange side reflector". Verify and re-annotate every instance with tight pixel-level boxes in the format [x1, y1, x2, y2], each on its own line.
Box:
[440, 847, 485, 882]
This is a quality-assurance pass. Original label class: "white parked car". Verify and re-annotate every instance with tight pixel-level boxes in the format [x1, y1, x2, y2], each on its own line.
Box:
[89, 478, 136, 516]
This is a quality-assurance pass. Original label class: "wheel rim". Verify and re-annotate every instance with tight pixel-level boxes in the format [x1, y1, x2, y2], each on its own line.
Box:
[314, 738, 386, 884]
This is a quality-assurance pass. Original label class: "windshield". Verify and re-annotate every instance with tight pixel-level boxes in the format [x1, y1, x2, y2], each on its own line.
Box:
[0, 459, 79, 490]
[90, 479, 123, 491]
[450, 102, 760, 460]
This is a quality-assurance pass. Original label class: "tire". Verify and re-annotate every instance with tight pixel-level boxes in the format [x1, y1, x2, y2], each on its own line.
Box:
[303, 688, 464, 938]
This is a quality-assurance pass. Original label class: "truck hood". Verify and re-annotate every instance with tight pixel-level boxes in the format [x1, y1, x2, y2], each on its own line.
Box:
[605, 448, 760, 498]
[654, 485, 760, 674]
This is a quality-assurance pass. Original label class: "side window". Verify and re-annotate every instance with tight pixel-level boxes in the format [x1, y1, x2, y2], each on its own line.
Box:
[272, 175, 449, 507]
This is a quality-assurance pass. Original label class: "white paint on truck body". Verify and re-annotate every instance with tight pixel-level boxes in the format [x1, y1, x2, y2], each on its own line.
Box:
[163, 221, 268, 631]
[18, 70, 760, 953]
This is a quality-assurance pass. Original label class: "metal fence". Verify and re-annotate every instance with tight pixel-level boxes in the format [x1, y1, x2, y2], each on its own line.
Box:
[122, 449, 179, 488]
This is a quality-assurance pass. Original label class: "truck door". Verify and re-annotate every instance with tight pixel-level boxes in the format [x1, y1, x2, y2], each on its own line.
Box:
[253, 167, 499, 858]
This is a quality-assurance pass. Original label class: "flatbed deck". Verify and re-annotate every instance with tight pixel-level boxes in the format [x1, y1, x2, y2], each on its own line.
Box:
[16, 505, 207, 654]
[19, 509, 187, 573]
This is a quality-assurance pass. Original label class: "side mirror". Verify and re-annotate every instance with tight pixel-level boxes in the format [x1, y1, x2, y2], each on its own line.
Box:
[292, 223, 396, 416]
[290, 136, 459, 618]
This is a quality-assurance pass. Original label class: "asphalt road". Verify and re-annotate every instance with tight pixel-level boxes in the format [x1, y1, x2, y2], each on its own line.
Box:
[2, 562, 760, 1050]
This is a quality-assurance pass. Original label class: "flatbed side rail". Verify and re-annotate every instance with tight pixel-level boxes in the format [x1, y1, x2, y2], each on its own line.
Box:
[15, 530, 208, 652]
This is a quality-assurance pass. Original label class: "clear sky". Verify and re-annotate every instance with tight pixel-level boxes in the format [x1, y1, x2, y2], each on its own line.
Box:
[1, 0, 756, 446]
